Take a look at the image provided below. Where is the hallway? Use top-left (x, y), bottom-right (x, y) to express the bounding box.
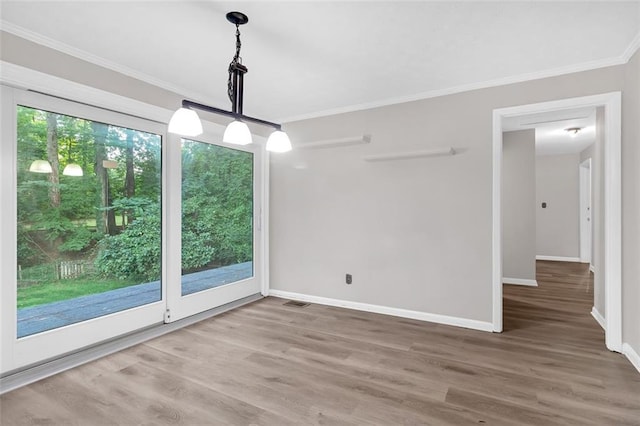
top-left (504, 260), bottom-right (598, 337)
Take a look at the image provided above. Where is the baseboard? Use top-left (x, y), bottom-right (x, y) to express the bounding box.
top-left (502, 277), bottom-right (538, 286)
top-left (589, 264), bottom-right (595, 273)
top-left (268, 290), bottom-right (494, 332)
top-left (591, 306), bottom-right (605, 330)
top-left (622, 343), bottom-right (640, 374)
top-left (536, 255), bottom-right (581, 262)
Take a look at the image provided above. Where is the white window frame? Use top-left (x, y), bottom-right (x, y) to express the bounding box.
top-left (165, 132), bottom-right (263, 322)
top-left (0, 62), bottom-right (270, 374)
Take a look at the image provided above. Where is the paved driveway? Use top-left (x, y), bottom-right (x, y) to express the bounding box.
top-left (17, 262), bottom-right (253, 338)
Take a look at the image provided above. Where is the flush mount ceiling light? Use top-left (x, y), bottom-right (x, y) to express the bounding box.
top-left (168, 11), bottom-right (292, 153)
top-left (565, 127), bottom-right (582, 137)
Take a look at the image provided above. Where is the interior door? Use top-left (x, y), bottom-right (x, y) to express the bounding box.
top-left (579, 158), bottom-right (592, 264)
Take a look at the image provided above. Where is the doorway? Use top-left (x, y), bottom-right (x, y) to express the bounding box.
top-left (492, 92), bottom-right (622, 352)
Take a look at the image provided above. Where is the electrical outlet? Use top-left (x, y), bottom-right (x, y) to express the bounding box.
top-left (346, 274), bottom-right (352, 284)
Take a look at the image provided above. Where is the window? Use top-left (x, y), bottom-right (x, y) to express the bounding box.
top-left (16, 106), bottom-right (162, 337)
top-left (181, 139), bottom-right (254, 295)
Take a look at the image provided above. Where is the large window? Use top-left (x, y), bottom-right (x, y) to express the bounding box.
top-left (181, 139), bottom-right (254, 296)
top-left (2, 85), bottom-right (263, 374)
top-left (16, 106), bottom-right (162, 337)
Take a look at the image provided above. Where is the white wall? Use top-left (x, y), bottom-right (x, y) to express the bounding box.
top-left (535, 153), bottom-right (580, 259)
top-left (592, 108), bottom-right (606, 317)
top-left (622, 49), bottom-right (640, 358)
top-left (502, 130), bottom-right (536, 282)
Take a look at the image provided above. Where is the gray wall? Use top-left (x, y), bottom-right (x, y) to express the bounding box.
top-left (272, 63), bottom-right (627, 324)
top-left (2, 33), bottom-right (639, 353)
top-left (502, 130), bottom-right (536, 282)
top-left (535, 154), bottom-right (580, 259)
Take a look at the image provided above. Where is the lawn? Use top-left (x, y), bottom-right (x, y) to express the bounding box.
top-left (17, 277), bottom-right (139, 309)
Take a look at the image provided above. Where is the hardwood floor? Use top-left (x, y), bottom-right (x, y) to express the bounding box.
top-left (2, 261), bottom-right (639, 425)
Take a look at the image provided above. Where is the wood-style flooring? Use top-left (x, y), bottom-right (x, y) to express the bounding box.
top-left (1, 261), bottom-right (639, 425)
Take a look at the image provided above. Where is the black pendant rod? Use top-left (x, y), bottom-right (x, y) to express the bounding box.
top-left (181, 99), bottom-right (282, 131)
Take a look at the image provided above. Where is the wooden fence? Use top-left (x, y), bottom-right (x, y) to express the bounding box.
top-left (18, 261), bottom-right (92, 282)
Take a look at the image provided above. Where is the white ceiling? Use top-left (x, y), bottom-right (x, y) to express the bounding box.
top-left (503, 107), bottom-right (596, 156)
top-left (1, 1), bottom-right (639, 123)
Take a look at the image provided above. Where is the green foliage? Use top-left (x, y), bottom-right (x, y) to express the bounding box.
top-left (15, 105), bottom-right (254, 296)
top-left (181, 228), bottom-right (217, 271)
top-left (59, 226), bottom-right (95, 252)
top-left (181, 140), bottom-right (253, 270)
top-left (94, 201), bottom-right (161, 281)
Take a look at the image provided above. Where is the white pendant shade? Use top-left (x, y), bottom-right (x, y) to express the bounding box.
top-left (223, 120), bottom-right (252, 145)
top-left (29, 159), bottom-right (53, 173)
top-left (266, 130), bottom-right (292, 153)
top-left (168, 108), bottom-right (203, 137)
top-left (62, 163), bottom-right (83, 176)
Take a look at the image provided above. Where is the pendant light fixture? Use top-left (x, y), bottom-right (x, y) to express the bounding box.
top-left (61, 139), bottom-right (84, 176)
top-left (62, 163), bottom-right (83, 176)
top-left (29, 159), bottom-right (53, 173)
top-left (168, 11), bottom-right (292, 153)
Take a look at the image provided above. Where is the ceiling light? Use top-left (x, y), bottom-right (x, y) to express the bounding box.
top-left (168, 108), bottom-right (203, 137)
top-left (29, 159), bottom-right (53, 173)
top-left (266, 130), bottom-right (292, 153)
top-left (223, 120), bottom-right (252, 145)
top-left (168, 11), bottom-right (291, 152)
top-left (62, 163), bottom-right (83, 176)
top-left (565, 127), bottom-right (582, 137)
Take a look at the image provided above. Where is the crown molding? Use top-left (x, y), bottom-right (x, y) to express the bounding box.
top-left (2, 20), bottom-right (638, 126)
top-left (279, 55), bottom-right (627, 123)
top-left (280, 30), bottom-right (640, 124)
top-left (621, 30), bottom-right (640, 63)
top-left (0, 20), bottom-right (206, 104)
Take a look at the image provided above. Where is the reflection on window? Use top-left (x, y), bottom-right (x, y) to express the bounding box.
top-left (16, 106), bottom-right (162, 337)
top-left (181, 139), bottom-right (253, 296)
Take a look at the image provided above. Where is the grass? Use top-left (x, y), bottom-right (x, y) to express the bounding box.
top-left (17, 277), bottom-right (139, 309)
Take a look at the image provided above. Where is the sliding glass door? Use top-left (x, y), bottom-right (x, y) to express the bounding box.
top-left (1, 88), bottom-right (167, 372)
top-left (1, 87), bottom-right (264, 374)
top-left (164, 134), bottom-right (262, 322)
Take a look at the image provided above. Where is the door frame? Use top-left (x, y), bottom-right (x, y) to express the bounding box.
top-left (492, 92), bottom-right (622, 352)
top-left (0, 86), bottom-right (169, 372)
top-left (579, 158), bottom-right (593, 264)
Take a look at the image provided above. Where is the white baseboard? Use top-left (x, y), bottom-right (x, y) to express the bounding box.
top-left (502, 277), bottom-right (538, 286)
top-left (622, 343), bottom-right (640, 374)
top-left (589, 264), bottom-right (595, 273)
top-left (268, 290), bottom-right (494, 332)
top-left (536, 255), bottom-right (581, 262)
top-left (591, 306), bottom-right (605, 330)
